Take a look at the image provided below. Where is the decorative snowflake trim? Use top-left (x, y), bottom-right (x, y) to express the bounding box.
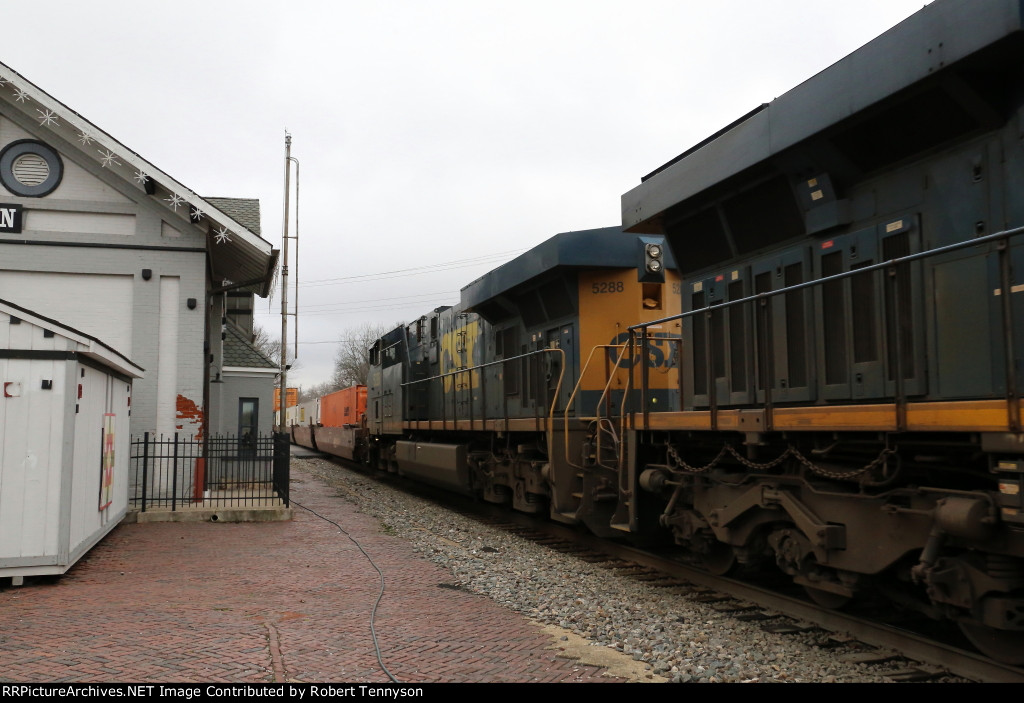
top-left (213, 227), bottom-right (232, 244)
top-left (77, 132), bottom-right (94, 146)
top-left (98, 149), bottom-right (121, 168)
top-left (36, 109), bottom-right (58, 128)
top-left (190, 206), bottom-right (205, 221)
top-left (164, 193), bottom-right (185, 210)
top-left (13, 88), bottom-right (29, 103)
top-left (133, 170), bottom-right (149, 185)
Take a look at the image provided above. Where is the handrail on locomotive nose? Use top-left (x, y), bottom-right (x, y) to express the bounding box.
top-left (561, 344), bottom-right (630, 470)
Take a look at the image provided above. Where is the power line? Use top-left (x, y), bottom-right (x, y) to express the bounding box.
top-left (298, 249), bottom-right (525, 288)
top-left (293, 338), bottom-right (374, 345)
top-left (255, 297), bottom-right (453, 318)
top-left (275, 291), bottom-right (455, 312)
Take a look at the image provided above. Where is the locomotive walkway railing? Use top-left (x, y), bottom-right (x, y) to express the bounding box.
top-left (130, 432), bottom-right (291, 512)
top-left (400, 347), bottom-right (566, 436)
top-left (624, 223), bottom-right (1024, 439)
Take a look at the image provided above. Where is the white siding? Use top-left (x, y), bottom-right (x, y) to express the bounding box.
top-left (161, 221), bottom-right (182, 239)
top-left (0, 308), bottom-right (137, 575)
top-left (69, 365), bottom-right (128, 551)
top-left (0, 316), bottom-right (68, 561)
top-left (0, 270), bottom-right (134, 357)
top-left (25, 211), bottom-right (136, 236)
top-left (156, 276), bottom-right (179, 437)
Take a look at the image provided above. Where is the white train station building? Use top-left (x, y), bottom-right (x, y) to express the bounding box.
top-left (0, 59), bottom-right (282, 579)
top-left (0, 62), bottom-right (279, 442)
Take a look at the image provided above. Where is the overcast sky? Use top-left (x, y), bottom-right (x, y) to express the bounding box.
top-left (3, 0), bottom-right (931, 389)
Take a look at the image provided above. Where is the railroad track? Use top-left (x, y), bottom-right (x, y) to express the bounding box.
top-left (311, 451), bottom-right (1024, 683)
top-left (476, 509), bottom-right (1024, 683)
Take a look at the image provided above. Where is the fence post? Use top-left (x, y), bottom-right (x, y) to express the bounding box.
top-left (273, 432), bottom-right (291, 507)
top-left (141, 432), bottom-right (149, 513)
top-left (171, 432), bottom-right (179, 511)
top-left (194, 438), bottom-right (206, 504)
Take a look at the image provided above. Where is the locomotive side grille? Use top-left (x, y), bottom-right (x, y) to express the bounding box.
top-left (711, 305), bottom-right (726, 380)
top-left (754, 272), bottom-right (771, 392)
top-left (851, 262), bottom-right (878, 363)
top-left (822, 252), bottom-right (847, 384)
top-left (784, 263), bottom-right (807, 389)
top-left (728, 280), bottom-right (747, 392)
top-left (882, 232), bottom-right (915, 380)
top-left (501, 327), bottom-right (519, 396)
top-left (691, 290), bottom-right (708, 396)
top-left (523, 343), bottom-right (534, 404)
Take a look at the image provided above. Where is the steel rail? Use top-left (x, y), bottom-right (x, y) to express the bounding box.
top-left (498, 511), bottom-right (1024, 683)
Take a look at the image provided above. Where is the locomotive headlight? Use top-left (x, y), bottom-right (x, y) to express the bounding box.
top-left (638, 237), bottom-right (667, 282)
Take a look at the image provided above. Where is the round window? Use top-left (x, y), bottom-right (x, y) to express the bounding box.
top-left (0, 140), bottom-right (63, 196)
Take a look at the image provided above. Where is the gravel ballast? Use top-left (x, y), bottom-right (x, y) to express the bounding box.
top-left (296, 456), bottom-right (966, 683)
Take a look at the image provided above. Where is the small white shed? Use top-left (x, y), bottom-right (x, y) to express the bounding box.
top-left (0, 298), bottom-right (143, 583)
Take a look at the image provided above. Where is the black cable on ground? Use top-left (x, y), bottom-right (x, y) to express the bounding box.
top-left (287, 495), bottom-right (400, 684)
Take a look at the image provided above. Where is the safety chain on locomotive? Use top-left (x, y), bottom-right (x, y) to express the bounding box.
top-left (665, 441), bottom-right (897, 480)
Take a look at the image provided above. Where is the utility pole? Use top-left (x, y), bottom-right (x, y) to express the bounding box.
top-left (279, 133), bottom-right (292, 430)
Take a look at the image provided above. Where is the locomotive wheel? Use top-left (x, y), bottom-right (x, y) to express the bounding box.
top-left (959, 621), bottom-right (1024, 665)
top-left (701, 542), bottom-right (737, 576)
top-left (803, 586), bottom-right (850, 609)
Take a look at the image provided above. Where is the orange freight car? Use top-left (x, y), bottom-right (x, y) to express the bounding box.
top-left (312, 385), bottom-right (369, 463)
top-left (320, 385), bottom-right (367, 427)
top-left (274, 387), bottom-right (298, 413)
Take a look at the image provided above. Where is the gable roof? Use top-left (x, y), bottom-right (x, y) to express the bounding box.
top-left (223, 324), bottom-right (278, 370)
top-left (0, 63), bottom-right (278, 296)
top-left (206, 197), bottom-right (261, 236)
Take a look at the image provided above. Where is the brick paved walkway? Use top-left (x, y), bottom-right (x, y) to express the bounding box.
top-left (0, 464), bottom-right (619, 683)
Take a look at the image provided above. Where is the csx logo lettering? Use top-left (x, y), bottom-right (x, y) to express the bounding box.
top-left (440, 320), bottom-right (480, 392)
top-left (608, 332), bottom-right (678, 370)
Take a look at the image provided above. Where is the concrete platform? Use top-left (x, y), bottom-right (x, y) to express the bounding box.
top-left (0, 462), bottom-right (624, 683)
top-left (126, 489), bottom-right (293, 523)
top-left (126, 505), bottom-right (293, 523)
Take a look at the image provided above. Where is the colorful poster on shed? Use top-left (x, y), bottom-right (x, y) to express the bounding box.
top-left (99, 413), bottom-right (115, 511)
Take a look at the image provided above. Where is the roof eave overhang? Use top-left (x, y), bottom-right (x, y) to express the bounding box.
top-left (0, 63), bottom-right (276, 295)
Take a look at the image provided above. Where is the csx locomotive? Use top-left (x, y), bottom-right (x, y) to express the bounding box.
top-left (299, 0), bottom-right (1024, 663)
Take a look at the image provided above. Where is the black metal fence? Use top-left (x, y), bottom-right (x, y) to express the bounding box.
top-left (130, 432), bottom-right (290, 511)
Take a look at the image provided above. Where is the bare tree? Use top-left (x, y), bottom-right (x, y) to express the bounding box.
top-left (298, 380), bottom-right (338, 403)
top-left (251, 324), bottom-right (300, 371)
top-left (332, 322), bottom-right (394, 388)
top-left (267, 322), bottom-right (396, 402)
